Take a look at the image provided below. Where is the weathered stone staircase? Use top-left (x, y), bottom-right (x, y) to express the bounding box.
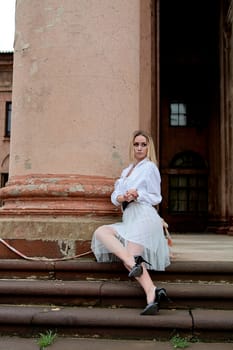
top-left (0, 257), bottom-right (232, 341)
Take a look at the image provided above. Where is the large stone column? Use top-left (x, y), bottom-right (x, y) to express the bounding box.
top-left (0, 0), bottom-right (153, 257)
top-left (225, 0), bottom-right (233, 235)
top-left (214, 0), bottom-right (233, 235)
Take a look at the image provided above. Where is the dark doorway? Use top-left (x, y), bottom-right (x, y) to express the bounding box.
top-left (159, 0), bottom-right (220, 232)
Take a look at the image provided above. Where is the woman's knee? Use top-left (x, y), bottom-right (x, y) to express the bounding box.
top-left (94, 225), bottom-right (115, 240)
top-left (94, 226), bottom-right (104, 239)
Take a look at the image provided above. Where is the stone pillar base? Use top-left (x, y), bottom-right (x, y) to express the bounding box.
top-left (0, 174), bottom-right (120, 259)
top-left (0, 237), bottom-right (93, 260)
top-left (0, 174), bottom-right (119, 216)
top-left (206, 216), bottom-right (229, 233)
top-left (227, 217), bottom-right (233, 236)
top-left (0, 215), bottom-right (118, 260)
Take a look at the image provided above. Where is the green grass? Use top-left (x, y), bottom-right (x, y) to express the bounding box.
top-left (36, 330), bottom-right (57, 349)
top-left (170, 335), bottom-right (190, 349)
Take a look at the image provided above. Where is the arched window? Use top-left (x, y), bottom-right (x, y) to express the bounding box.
top-left (169, 151), bottom-right (208, 214)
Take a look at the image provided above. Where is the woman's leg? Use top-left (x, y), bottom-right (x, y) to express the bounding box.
top-left (94, 226), bottom-right (156, 304)
top-left (94, 225), bottom-right (136, 269)
top-left (127, 241), bottom-right (156, 304)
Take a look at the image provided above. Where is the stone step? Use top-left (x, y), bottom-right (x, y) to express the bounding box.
top-left (0, 304), bottom-right (232, 341)
top-left (0, 257), bottom-right (232, 341)
top-left (0, 279), bottom-right (232, 310)
top-left (0, 259), bottom-right (233, 282)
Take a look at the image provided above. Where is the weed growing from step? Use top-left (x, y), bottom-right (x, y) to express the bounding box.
top-left (170, 335), bottom-right (190, 349)
top-left (36, 330), bottom-right (57, 349)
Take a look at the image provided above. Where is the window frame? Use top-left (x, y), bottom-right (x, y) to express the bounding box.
top-left (168, 151), bottom-right (208, 215)
top-left (169, 173), bottom-right (208, 214)
top-left (1, 173), bottom-right (8, 187)
top-left (169, 102), bottom-right (187, 127)
top-left (5, 101), bottom-right (12, 138)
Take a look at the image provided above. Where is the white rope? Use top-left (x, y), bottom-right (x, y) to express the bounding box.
top-left (0, 238), bottom-right (92, 262)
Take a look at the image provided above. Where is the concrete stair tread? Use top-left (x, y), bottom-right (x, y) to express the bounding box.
top-left (0, 261), bottom-right (231, 340)
top-left (0, 259), bottom-right (233, 283)
top-left (0, 305), bottom-right (191, 327)
top-left (0, 305), bottom-right (233, 334)
top-left (0, 279), bottom-right (232, 298)
top-left (0, 279), bottom-right (232, 312)
top-left (0, 258), bottom-right (233, 271)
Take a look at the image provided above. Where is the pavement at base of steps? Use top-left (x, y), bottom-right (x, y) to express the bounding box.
top-left (0, 337), bottom-right (232, 350)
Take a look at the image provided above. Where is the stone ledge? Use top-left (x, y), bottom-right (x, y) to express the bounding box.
top-left (0, 279), bottom-right (232, 309)
top-left (0, 305), bottom-right (232, 340)
top-left (0, 306), bottom-right (192, 339)
top-left (0, 258), bottom-right (233, 272)
top-left (0, 259), bottom-right (233, 282)
top-left (192, 309), bottom-right (233, 330)
top-left (0, 279), bottom-right (232, 300)
top-left (0, 216), bottom-right (117, 240)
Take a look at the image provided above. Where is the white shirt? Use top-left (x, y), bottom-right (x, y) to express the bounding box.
top-left (111, 158), bottom-right (162, 207)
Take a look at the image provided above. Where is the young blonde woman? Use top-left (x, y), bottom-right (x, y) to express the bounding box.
top-left (91, 130), bottom-right (170, 315)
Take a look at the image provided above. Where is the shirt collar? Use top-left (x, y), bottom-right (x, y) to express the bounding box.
top-left (133, 157), bottom-right (149, 168)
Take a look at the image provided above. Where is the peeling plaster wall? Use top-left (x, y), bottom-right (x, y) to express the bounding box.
top-left (10, 0), bottom-right (141, 178)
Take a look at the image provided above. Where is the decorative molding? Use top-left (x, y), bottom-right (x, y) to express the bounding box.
top-left (0, 174), bottom-right (120, 217)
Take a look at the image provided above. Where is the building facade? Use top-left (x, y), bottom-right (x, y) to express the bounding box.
top-left (0, 0), bottom-right (232, 258)
top-left (0, 53), bottom-right (12, 199)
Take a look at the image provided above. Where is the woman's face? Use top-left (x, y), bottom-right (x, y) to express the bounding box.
top-left (133, 134), bottom-right (148, 163)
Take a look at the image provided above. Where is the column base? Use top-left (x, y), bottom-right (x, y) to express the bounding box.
top-left (0, 215), bottom-right (118, 260)
top-left (0, 174), bottom-right (121, 258)
top-left (206, 216), bottom-right (229, 233)
top-left (227, 216), bottom-right (233, 236)
top-left (0, 174), bottom-right (119, 216)
top-left (0, 237), bottom-right (93, 260)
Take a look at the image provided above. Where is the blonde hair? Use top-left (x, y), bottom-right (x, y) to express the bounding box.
top-left (129, 130), bottom-right (158, 165)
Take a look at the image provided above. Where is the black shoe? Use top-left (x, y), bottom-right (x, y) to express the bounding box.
top-left (140, 301), bottom-right (159, 315)
top-left (140, 287), bottom-right (169, 316)
top-left (140, 288), bottom-right (158, 315)
top-left (155, 287), bottom-right (170, 304)
top-left (128, 255), bottom-right (151, 278)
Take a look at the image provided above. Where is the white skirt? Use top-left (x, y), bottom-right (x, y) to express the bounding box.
top-left (91, 202), bottom-right (170, 271)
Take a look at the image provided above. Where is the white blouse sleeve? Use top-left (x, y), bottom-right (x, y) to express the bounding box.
top-left (111, 178), bottom-right (122, 206)
top-left (137, 163), bottom-right (162, 206)
top-left (111, 161), bottom-right (162, 207)
top-left (111, 166), bottom-right (130, 206)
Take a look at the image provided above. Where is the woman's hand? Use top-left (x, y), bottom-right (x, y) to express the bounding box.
top-left (125, 189), bottom-right (138, 202)
top-left (116, 194), bottom-right (126, 204)
top-left (117, 189), bottom-right (138, 204)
